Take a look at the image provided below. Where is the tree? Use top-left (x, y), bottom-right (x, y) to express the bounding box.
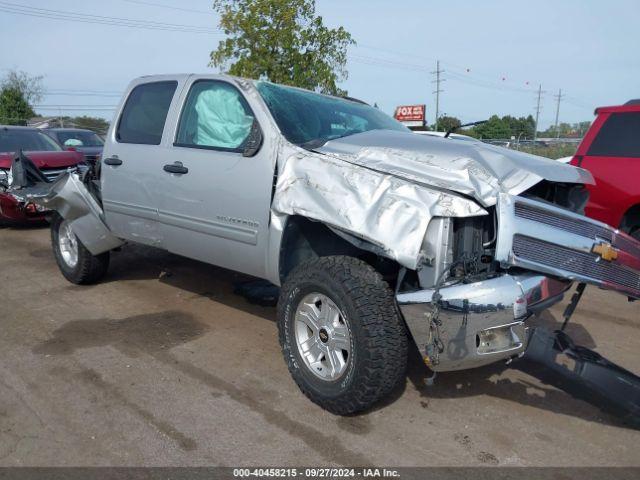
top-left (209, 0), bottom-right (355, 95)
top-left (1, 70), bottom-right (44, 105)
top-left (0, 87), bottom-right (35, 125)
top-left (502, 114), bottom-right (535, 139)
top-left (434, 115), bottom-right (461, 132)
top-left (538, 120), bottom-right (592, 138)
top-left (473, 115), bottom-right (511, 139)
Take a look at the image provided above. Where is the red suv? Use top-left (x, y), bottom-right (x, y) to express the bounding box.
top-left (571, 100), bottom-right (640, 239)
top-left (0, 126), bottom-right (84, 224)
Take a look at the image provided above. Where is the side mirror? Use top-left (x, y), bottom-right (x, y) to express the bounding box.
top-left (243, 119), bottom-right (263, 157)
top-left (66, 146), bottom-right (77, 152)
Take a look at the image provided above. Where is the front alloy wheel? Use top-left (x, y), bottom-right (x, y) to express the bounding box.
top-left (294, 293), bottom-right (352, 381)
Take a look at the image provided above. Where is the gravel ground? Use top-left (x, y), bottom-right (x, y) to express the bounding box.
top-left (1, 224), bottom-right (638, 467)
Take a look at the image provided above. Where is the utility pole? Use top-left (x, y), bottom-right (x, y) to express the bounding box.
top-left (533, 84), bottom-right (544, 141)
top-left (553, 88), bottom-right (564, 139)
top-left (431, 60), bottom-right (444, 131)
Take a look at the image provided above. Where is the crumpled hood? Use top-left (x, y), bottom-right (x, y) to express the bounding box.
top-left (316, 130), bottom-right (594, 207)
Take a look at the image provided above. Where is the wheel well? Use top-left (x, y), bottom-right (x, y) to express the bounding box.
top-left (620, 204), bottom-right (640, 233)
top-left (278, 216), bottom-right (401, 285)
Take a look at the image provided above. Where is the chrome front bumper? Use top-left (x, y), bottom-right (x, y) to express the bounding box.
top-left (397, 273), bottom-right (571, 372)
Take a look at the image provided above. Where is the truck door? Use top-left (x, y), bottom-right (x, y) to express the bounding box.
top-left (156, 78), bottom-right (275, 278)
top-left (101, 80), bottom-right (180, 246)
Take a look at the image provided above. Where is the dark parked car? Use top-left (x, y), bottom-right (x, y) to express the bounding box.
top-left (44, 128), bottom-right (104, 164)
top-left (0, 126), bottom-right (84, 224)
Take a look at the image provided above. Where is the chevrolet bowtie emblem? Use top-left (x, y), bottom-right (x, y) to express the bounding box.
top-left (592, 242), bottom-right (618, 261)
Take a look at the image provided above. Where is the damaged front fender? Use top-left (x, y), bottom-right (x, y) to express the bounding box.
top-left (271, 145), bottom-right (487, 270)
top-left (27, 173), bottom-right (123, 255)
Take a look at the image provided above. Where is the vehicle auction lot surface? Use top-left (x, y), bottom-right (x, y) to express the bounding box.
top-left (1, 225), bottom-right (638, 467)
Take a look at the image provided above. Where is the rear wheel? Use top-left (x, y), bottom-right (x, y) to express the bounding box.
top-left (277, 256), bottom-right (408, 415)
top-left (51, 213), bottom-right (110, 284)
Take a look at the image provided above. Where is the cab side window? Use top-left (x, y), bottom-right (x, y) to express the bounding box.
top-left (175, 81), bottom-right (255, 151)
top-left (117, 81), bottom-right (177, 145)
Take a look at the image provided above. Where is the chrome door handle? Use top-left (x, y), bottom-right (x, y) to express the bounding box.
top-left (103, 157), bottom-right (123, 166)
top-left (163, 162), bottom-right (188, 174)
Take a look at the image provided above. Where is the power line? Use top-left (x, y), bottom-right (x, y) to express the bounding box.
top-left (0, 1), bottom-right (215, 29)
top-left (446, 70), bottom-right (534, 94)
top-left (0, 1), bottom-right (596, 114)
top-left (1, 2), bottom-right (596, 118)
top-left (46, 89), bottom-right (123, 94)
top-left (121, 0), bottom-right (212, 15)
top-left (45, 91), bottom-right (123, 98)
top-left (35, 106), bottom-right (117, 111)
top-left (350, 54), bottom-right (430, 73)
top-left (35, 104), bottom-right (118, 107)
top-left (0, 1), bottom-right (222, 34)
top-left (350, 45), bottom-right (596, 113)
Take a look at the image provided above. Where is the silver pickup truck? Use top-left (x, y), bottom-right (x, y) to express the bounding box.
top-left (24, 74), bottom-right (640, 415)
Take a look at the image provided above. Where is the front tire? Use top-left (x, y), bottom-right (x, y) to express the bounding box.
top-left (51, 213), bottom-right (110, 284)
top-left (278, 256), bottom-right (408, 415)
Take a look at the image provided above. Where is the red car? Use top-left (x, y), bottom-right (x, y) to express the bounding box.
top-left (570, 99), bottom-right (640, 240)
top-left (0, 126), bottom-right (85, 224)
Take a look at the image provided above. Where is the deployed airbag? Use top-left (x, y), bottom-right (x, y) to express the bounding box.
top-left (179, 84), bottom-right (254, 148)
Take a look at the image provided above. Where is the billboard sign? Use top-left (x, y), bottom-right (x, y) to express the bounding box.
top-left (394, 104), bottom-right (426, 127)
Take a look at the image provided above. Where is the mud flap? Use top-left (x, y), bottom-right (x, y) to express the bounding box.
top-left (29, 172), bottom-right (123, 255)
top-left (521, 327), bottom-right (640, 427)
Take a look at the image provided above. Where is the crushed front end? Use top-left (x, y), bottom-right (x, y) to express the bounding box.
top-left (397, 190), bottom-right (640, 372)
top-left (0, 153), bottom-right (86, 223)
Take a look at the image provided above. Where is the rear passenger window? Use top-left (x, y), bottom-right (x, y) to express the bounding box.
top-left (175, 80), bottom-right (255, 151)
top-left (587, 112), bottom-right (640, 158)
top-left (117, 81), bottom-right (177, 145)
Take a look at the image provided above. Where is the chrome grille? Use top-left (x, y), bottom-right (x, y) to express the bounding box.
top-left (514, 200), bottom-right (640, 260)
top-left (617, 234), bottom-right (640, 259)
top-left (515, 202), bottom-right (613, 241)
top-left (512, 235), bottom-right (640, 297)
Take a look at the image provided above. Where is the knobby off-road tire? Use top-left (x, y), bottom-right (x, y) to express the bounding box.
top-left (51, 213), bottom-right (110, 285)
top-left (278, 256), bottom-right (408, 415)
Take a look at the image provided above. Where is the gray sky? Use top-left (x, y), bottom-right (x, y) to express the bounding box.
top-left (1, 0), bottom-right (638, 129)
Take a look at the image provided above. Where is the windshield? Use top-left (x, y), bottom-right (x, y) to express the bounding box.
top-left (256, 82), bottom-right (408, 147)
top-left (0, 129), bottom-right (63, 153)
top-left (55, 131), bottom-right (104, 147)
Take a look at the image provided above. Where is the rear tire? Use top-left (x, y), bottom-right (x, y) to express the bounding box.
top-left (277, 256), bottom-right (408, 415)
top-left (51, 213), bottom-right (110, 284)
